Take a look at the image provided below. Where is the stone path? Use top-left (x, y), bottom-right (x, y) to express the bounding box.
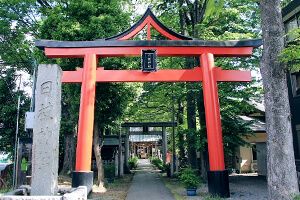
top-left (125, 159), bottom-right (175, 200)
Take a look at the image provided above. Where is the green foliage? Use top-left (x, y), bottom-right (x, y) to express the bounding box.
top-left (0, 0), bottom-right (38, 73)
top-left (294, 194), bottom-right (300, 200)
top-left (150, 157), bottom-right (165, 170)
top-left (128, 156), bottom-right (138, 169)
top-left (0, 69), bottom-right (29, 154)
top-left (179, 167), bottom-right (201, 189)
top-left (205, 0), bottom-right (224, 20)
top-left (281, 0), bottom-right (293, 7)
top-left (280, 28), bottom-right (300, 72)
top-left (104, 164), bottom-right (115, 179)
top-left (0, 0), bottom-right (33, 155)
top-left (203, 195), bottom-right (222, 200)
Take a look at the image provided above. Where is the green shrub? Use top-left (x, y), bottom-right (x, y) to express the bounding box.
top-left (179, 167), bottom-right (201, 189)
top-left (294, 194), bottom-right (300, 200)
top-left (173, 171), bottom-right (180, 178)
top-left (128, 156), bottom-right (138, 169)
top-left (151, 157), bottom-right (164, 170)
top-left (104, 164), bottom-right (115, 178)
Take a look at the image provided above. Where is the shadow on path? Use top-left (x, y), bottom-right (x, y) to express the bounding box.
top-left (125, 159), bottom-right (175, 200)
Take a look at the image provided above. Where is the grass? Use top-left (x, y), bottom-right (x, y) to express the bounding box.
top-left (202, 196), bottom-right (223, 200)
top-left (58, 173), bottom-right (133, 200)
top-left (162, 176), bottom-right (185, 200)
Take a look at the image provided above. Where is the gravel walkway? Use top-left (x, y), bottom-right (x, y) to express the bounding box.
top-left (228, 173), bottom-right (267, 200)
top-left (163, 172), bottom-right (267, 200)
top-left (183, 173), bottom-right (268, 199)
top-left (125, 159), bottom-right (175, 200)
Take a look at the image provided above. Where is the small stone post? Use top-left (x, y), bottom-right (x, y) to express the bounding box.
top-left (31, 64), bottom-right (62, 195)
top-left (124, 128), bottom-right (130, 173)
top-left (162, 127), bottom-right (167, 163)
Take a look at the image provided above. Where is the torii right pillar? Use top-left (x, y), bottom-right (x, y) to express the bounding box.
top-left (201, 53), bottom-right (230, 198)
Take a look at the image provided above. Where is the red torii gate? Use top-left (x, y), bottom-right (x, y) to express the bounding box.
top-left (36, 8), bottom-right (261, 197)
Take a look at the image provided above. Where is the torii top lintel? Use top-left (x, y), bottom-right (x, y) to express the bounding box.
top-left (35, 8), bottom-right (262, 58)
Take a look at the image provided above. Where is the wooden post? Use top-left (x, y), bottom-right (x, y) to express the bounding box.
top-left (201, 53), bottom-right (229, 198)
top-left (124, 127), bottom-right (130, 173)
top-left (72, 54), bottom-right (97, 192)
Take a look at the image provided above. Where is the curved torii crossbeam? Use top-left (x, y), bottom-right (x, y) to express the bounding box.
top-left (35, 8), bottom-right (261, 197)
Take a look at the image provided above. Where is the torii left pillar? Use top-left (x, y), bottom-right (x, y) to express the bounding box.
top-left (72, 53), bottom-right (97, 192)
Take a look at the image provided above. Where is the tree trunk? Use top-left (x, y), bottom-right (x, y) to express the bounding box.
top-left (178, 1), bottom-right (206, 170)
top-left (186, 58), bottom-right (198, 168)
top-left (60, 127), bottom-right (76, 175)
top-left (260, 1), bottom-right (299, 199)
top-left (177, 98), bottom-right (187, 166)
top-left (197, 91), bottom-right (209, 180)
top-left (93, 121), bottom-right (105, 190)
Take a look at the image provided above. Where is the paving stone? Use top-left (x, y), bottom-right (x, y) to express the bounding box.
top-left (126, 159), bottom-right (175, 200)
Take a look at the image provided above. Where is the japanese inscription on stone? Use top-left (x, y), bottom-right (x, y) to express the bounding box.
top-left (31, 64), bottom-right (62, 196)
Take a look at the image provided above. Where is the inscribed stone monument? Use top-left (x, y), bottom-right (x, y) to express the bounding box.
top-left (31, 64), bottom-right (62, 195)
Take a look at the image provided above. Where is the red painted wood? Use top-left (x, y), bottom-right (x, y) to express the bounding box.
top-left (45, 46), bottom-right (253, 58)
top-left (96, 67), bottom-right (202, 82)
top-left (147, 23), bottom-right (151, 40)
top-left (118, 16), bottom-right (149, 40)
top-left (117, 15), bottom-right (182, 40)
top-left (214, 68), bottom-right (251, 82)
top-left (201, 53), bottom-right (225, 171)
top-left (61, 67), bottom-right (251, 83)
top-left (75, 54), bottom-right (97, 172)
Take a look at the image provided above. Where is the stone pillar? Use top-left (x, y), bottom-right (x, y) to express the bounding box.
top-left (118, 134), bottom-right (124, 177)
top-left (120, 151), bottom-right (124, 176)
top-left (162, 127), bottom-right (167, 164)
top-left (124, 128), bottom-right (130, 173)
top-left (155, 142), bottom-right (157, 157)
top-left (170, 155), bottom-right (174, 176)
top-left (31, 64), bottom-right (62, 195)
top-left (115, 152), bottom-right (118, 177)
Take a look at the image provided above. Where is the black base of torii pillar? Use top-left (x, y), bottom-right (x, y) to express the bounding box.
top-left (72, 172), bottom-right (93, 193)
top-left (207, 170), bottom-right (230, 198)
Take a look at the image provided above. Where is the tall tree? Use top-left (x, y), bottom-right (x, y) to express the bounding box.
top-left (0, 69), bottom-right (28, 154)
top-left (260, 1), bottom-right (299, 199)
